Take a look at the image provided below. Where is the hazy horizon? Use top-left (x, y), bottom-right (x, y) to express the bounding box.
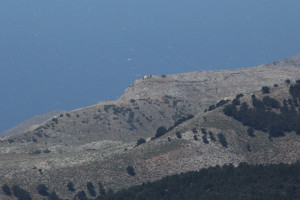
top-left (1, 0), bottom-right (300, 132)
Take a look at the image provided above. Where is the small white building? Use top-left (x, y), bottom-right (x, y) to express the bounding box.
top-left (143, 74), bottom-right (152, 79)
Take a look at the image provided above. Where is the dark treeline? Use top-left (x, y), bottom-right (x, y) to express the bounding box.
top-left (3, 162), bottom-right (300, 200)
top-left (97, 162), bottom-right (300, 200)
top-left (223, 82), bottom-right (300, 137)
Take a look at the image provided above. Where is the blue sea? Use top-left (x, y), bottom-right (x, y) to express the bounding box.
top-left (1, 0), bottom-right (300, 132)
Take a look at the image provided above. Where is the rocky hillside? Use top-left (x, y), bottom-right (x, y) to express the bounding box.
top-left (1, 54), bottom-right (300, 155)
top-left (0, 54), bottom-right (300, 199)
top-left (1, 79), bottom-right (300, 200)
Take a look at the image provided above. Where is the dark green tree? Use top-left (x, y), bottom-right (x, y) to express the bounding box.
top-left (74, 190), bottom-right (88, 200)
top-left (48, 191), bottom-right (62, 200)
top-left (67, 181), bottom-right (75, 192)
top-left (87, 182), bottom-right (96, 197)
top-left (98, 181), bottom-right (106, 196)
top-left (126, 166), bottom-right (136, 176)
top-left (155, 126), bottom-right (167, 138)
top-left (218, 133), bottom-right (228, 148)
top-left (176, 131), bottom-right (182, 139)
top-left (136, 138), bottom-right (146, 146)
top-left (208, 131), bottom-right (216, 141)
top-left (202, 135), bottom-right (209, 144)
top-left (247, 127), bottom-right (255, 137)
top-left (262, 86), bottom-right (270, 94)
top-left (37, 184), bottom-right (49, 196)
top-left (12, 185), bottom-right (32, 200)
top-left (2, 184), bottom-right (12, 196)
top-left (193, 135), bottom-right (198, 140)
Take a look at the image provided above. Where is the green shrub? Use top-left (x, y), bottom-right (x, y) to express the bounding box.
top-left (137, 138), bottom-right (146, 146)
top-left (262, 86), bottom-right (270, 94)
top-left (208, 105), bottom-right (216, 111)
top-left (193, 135), bottom-right (198, 140)
top-left (176, 131), bottom-right (182, 139)
top-left (87, 182), bottom-right (96, 197)
top-left (2, 184), bottom-right (11, 196)
top-left (202, 135), bottom-right (209, 144)
top-left (209, 131), bottom-right (216, 141)
top-left (12, 185), bottom-right (32, 200)
top-left (126, 166), bottom-right (136, 176)
top-left (48, 191), bottom-right (62, 200)
top-left (155, 126), bottom-right (168, 138)
top-left (43, 149), bottom-right (51, 153)
top-left (218, 133), bottom-right (228, 148)
top-left (67, 182), bottom-right (75, 192)
top-left (98, 181), bottom-right (106, 196)
top-left (201, 128), bottom-right (207, 135)
top-left (74, 190), bottom-right (88, 200)
top-left (37, 184), bottom-right (49, 196)
top-left (247, 127), bottom-right (255, 137)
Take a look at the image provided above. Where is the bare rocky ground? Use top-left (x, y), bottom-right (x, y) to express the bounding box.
top-left (0, 54), bottom-right (300, 199)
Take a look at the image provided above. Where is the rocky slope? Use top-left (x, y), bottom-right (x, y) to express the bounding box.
top-left (0, 54), bottom-right (300, 199)
top-left (1, 80), bottom-right (300, 200)
top-left (2, 54), bottom-right (300, 155)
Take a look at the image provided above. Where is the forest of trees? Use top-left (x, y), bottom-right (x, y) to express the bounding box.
top-left (223, 83), bottom-right (300, 137)
top-left (96, 162), bottom-right (300, 200)
top-left (4, 162), bottom-right (299, 200)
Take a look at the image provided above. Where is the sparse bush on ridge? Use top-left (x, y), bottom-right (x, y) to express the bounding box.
top-left (136, 138), bottom-right (146, 146)
top-left (155, 126), bottom-right (168, 138)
